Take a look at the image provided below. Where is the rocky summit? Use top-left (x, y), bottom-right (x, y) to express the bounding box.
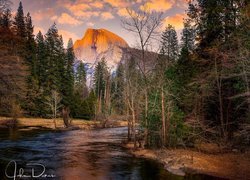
top-left (74, 28), bottom-right (129, 68)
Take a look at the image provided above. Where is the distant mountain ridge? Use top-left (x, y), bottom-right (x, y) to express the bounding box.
top-left (74, 28), bottom-right (129, 68)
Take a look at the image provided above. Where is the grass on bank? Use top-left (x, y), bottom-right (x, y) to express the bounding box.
top-left (0, 117), bottom-right (127, 130)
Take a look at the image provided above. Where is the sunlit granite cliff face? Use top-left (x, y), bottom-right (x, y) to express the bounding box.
top-left (74, 28), bottom-right (129, 68)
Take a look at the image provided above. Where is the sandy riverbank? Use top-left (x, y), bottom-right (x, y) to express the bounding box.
top-left (125, 142), bottom-right (250, 179)
top-left (0, 117), bottom-right (127, 130)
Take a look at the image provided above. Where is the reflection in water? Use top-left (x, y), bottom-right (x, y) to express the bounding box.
top-left (0, 127), bottom-right (221, 180)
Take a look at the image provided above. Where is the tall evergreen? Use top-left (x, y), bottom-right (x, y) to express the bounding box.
top-left (160, 24), bottom-right (179, 61)
top-left (25, 12), bottom-right (36, 77)
top-left (62, 38), bottom-right (75, 107)
top-left (36, 31), bottom-right (47, 87)
top-left (0, 8), bottom-right (11, 28)
top-left (44, 23), bottom-right (63, 91)
top-left (14, 2), bottom-right (26, 57)
top-left (112, 63), bottom-right (125, 115)
top-left (94, 59), bottom-right (108, 100)
top-left (180, 19), bottom-right (195, 55)
top-left (75, 62), bottom-right (87, 98)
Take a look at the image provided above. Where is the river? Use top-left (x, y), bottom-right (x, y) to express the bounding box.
top-left (0, 127), bottom-right (221, 179)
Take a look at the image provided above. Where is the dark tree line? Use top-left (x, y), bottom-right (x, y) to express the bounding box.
top-left (0, 1), bottom-right (95, 120)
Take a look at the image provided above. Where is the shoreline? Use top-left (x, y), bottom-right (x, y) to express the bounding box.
top-left (0, 117), bottom-right (128, 131)
top-left (124, 142), bottom-right (250, 179)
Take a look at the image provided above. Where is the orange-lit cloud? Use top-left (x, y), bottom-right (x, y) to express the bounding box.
top-left (142, 0), bottom-right (173, 12)
top-left (117, 8), bottom-right (129, 18)
top-left (90, 2), bottom-right (104, 9)
top-left (101, 12), bottom-right (114, 20)
top-left (34, 26), bottom-right (45, 35)
top-left (57, 13), bottom-right (82, 26)
top-left (87, 22), bottom-right (94, 27)
top-left (75, 11), bottom-right (100, 19)
top-left (176, 0), bottom-right (190, 9)
top-left (51, 15), bottom-right (58, 21)
top-left (163, 13), bottom-right (187, 30)
top-left (33, 8), bottom-right (55, 21)
top-left (58, 29), bottom-right (78, 44)
top-left (67, 3), bottom-right (91, 13)
top-left (103, 0), bottom-right (128, 8)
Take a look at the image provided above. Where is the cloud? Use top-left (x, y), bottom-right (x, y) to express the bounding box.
top-left (58, 29), bottom-right (78, 45)
top-left (142, 0), bottom-right (173, 12)
top-left (87, 22), bottom-right (94, 27)
top-left (76, 11), bottom-right (100, 18)
top-left (51, 15), bottom-right (58, 21)
top-left (175, 0), bottom-right (189, 9)
top-left (57, 13), bottom-right (82, 26)
top-left (64, 2), bottom-right (96, 18)
top-left (101, 12), bottom-right (114, 20)
top-left (67, 3), bottom-right (91, 13)
top-left (117, 8), bottom-right (129, 18)
top-left (34, 26), bottom-right (45, 35)
top-left (103, 0), bottom-right (128, 8)
top-left (33, 8), bottom-right (55, 21)
top-left (90, 2), bottom-right (103, 9)
top-left (163, 13), bottom-right (187, 30)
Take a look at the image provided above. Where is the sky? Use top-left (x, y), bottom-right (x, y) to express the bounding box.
top-left (11, 0), bottom-right (189, 47)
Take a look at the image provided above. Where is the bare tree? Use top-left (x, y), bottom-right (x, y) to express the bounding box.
top-left (0, 0), bottom-right (12, 12)
top-left (124, 57), bottom-right (141, 147)
top-left (122, 5), bottom-right (163, 145)
top-left (45, 90), bottom-right (62, 128)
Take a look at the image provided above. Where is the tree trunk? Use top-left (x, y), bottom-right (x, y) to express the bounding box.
top-left (132, 107), bottom-right (136, 148)
top-left (144, 89), bottom-right (148, 146)
top-left (62, 106), bottom-right (70, 128)
top-left (130, 95), bottom-right (136, 148)
top-left (53, 118), bottom-right (57, 129)
top-left (161, 87), bottom-right (166, 146)
top-left (215, 59), bottom-right (225, 137)
top-left (127, 107), bottom-right (131, 141)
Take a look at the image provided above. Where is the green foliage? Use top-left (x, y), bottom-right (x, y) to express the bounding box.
top-left (94, 58), bottom-right (108, 99)
top-left (72, 90), bottom-right (96, 119)
top-left (168, 106), bottom-right (188, 147)
top-left (160, 24), bottom-right (179, 61)
top-left (111, 63), bottom-right (125, 115)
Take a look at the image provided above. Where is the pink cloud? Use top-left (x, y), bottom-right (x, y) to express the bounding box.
top-left (163, 13), bottom-right (187, 30)
top-left (103, 0), bottom-right (128, 8)
top-left (101, 12), bottom-right (114, 20)
top-left (34, 26), bottom-right (45, 35)
top-left (57, 13), bottom-right (82, 26)
top-left (87, 22), bottom-right (94, 27)
top-left (142, 0), bottom-right (173, 12)
top-left (33, 8), bottom-right (55, 21)
top-left (90, 2), bottom-right (104, 9)
top-left (58, 29), bottom-right (79, 45)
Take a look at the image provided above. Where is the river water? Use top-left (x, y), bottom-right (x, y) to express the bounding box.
top-left (0, 127), bottom-right (221, 180)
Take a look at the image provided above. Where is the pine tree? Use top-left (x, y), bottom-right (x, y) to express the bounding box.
top-left (23, 12), bottom-right (40, 116)
top-left (160, 24), bottom-right (179, 61)
top-left (180, 19), bottom-right (195, 55)
top-left (62, 38), bottom-right (75, 107)
top-left (75, 62), bottom-right (87, 98)
top-left (25, 12), bottom-right (36, 78)
top-left (94, 58), bottom-right (109, 115)
top-left (94, 59), bottom-right (108, 100)
top-left (112, 63), bottom-right (125, 115)
top-left (13, 1), bottom-right (26, 57)
top-left (44, 23), bottom-right (63, 91)
top-left (0, 8), bottom-right (11, 28)
top-left (0, 8), bottom-right (13, 53)
top-left (36, 31), bottom-right (47, 87)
